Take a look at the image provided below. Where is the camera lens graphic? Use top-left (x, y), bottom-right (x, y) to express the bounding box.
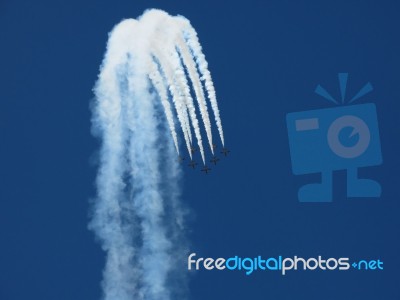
top-left (327, 115), bottom-right (371, 159)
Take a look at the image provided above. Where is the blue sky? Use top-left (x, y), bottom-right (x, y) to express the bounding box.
top-left (1, 0), bottom-right (400, 299)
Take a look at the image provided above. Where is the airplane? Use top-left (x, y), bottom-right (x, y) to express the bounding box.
top-left (177, 155), bottom-right (185, 163)
top-left (201, 165), bottom-right (211, 174)
top-left (188, 160), bottom-right (198, 169)
top-left (210, 156), bottom-right (220, 165)
top-left (220, 148), bottom-right (230, 157)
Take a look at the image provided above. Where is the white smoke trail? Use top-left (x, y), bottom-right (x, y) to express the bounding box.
top-left (152, 19), bottom-right (207, 162)
top-left (151, 49), bottom-right (193, 159)
top-left (125, 52), bottom-right (172, 300)
top-left (90, 19), bottom-right (141, 299)
top-left (90, 9), bottom-right (224, 300)
top-left (179, 18), bottom-right (225, 146)
top-left (175, 35), bottom-right (213, 156)
top-left (148, 60), bottom-right (179, 153)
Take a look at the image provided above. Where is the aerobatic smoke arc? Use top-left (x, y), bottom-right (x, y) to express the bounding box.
top-left (90, 9), bottom-right (225, 300)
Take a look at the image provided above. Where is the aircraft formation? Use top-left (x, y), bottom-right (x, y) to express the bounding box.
top-left (177, 144), bottom-right (230, 175)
